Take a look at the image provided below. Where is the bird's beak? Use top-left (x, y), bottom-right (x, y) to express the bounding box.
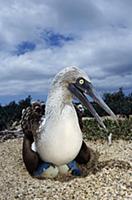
top-left (68, 81), bottom-right (117, 130)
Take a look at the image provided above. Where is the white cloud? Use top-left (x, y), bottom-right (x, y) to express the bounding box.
top-left (0, 0), bottom-right (132, 101)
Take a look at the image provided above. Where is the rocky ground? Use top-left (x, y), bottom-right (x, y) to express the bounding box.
top-left (0, 129), bottom-right (23, 142)
top-left (0, 137), bottom-right (131, 200)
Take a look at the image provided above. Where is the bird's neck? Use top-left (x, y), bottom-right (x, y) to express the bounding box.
top-left (45, 86), bottom-right (73, 122)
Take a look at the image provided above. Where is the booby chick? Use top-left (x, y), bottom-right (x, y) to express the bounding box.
top-left (22, 66), bottom-right (117, 178)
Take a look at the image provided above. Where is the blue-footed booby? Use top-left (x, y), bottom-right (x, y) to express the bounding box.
top-left (21, 66), bottom-right (117, 178)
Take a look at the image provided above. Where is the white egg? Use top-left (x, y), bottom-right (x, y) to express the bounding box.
top-left (58, 165), bottom-right (69, 174)
top-left (41, 165), bottom-right (59, 178)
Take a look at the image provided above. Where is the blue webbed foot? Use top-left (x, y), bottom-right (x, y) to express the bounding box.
top-left (33, 162), bottom-right (50, 176)
top-left (67, 160), bottom-right (81, 176)
top-left (33, 162), bottom-right (59, 178)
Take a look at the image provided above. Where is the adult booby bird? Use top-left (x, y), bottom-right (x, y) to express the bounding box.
top-left (21, 66), bottom-right (117, 178)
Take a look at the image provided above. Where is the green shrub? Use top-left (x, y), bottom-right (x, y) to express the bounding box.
top-left (83, 118), bottom-right (132, 140)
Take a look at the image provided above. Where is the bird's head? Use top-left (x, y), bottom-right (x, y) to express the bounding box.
top-left (53, 66), bottom-right (117, 129)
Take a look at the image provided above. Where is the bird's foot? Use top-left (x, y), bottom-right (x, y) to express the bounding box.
top-left (67, 160), bottom-right (81, 176)
top-left (33, 161), bottom-right (81, 178)
top-left (33, 162), bottom-right (59, 178)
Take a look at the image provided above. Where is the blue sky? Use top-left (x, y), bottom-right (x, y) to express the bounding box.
top-left (0, 0), bottom-right (132, 105)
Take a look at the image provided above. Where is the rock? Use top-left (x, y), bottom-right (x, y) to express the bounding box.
top-left (0, 129), bottom-right (23, 142)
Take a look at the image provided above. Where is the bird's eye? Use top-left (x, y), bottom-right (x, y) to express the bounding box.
top-left (79, 79), bottom-right (84, 85)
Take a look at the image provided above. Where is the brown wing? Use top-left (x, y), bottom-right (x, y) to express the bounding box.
top-left (21, 102), bottom-right (45, 175)
top-left (75, 141), bottom-right (91, 164)
top-left (21, 102), bottom-right (45, 137)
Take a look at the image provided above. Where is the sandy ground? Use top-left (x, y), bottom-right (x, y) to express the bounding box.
top-left (0, 138), bottom-right (132, 200)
